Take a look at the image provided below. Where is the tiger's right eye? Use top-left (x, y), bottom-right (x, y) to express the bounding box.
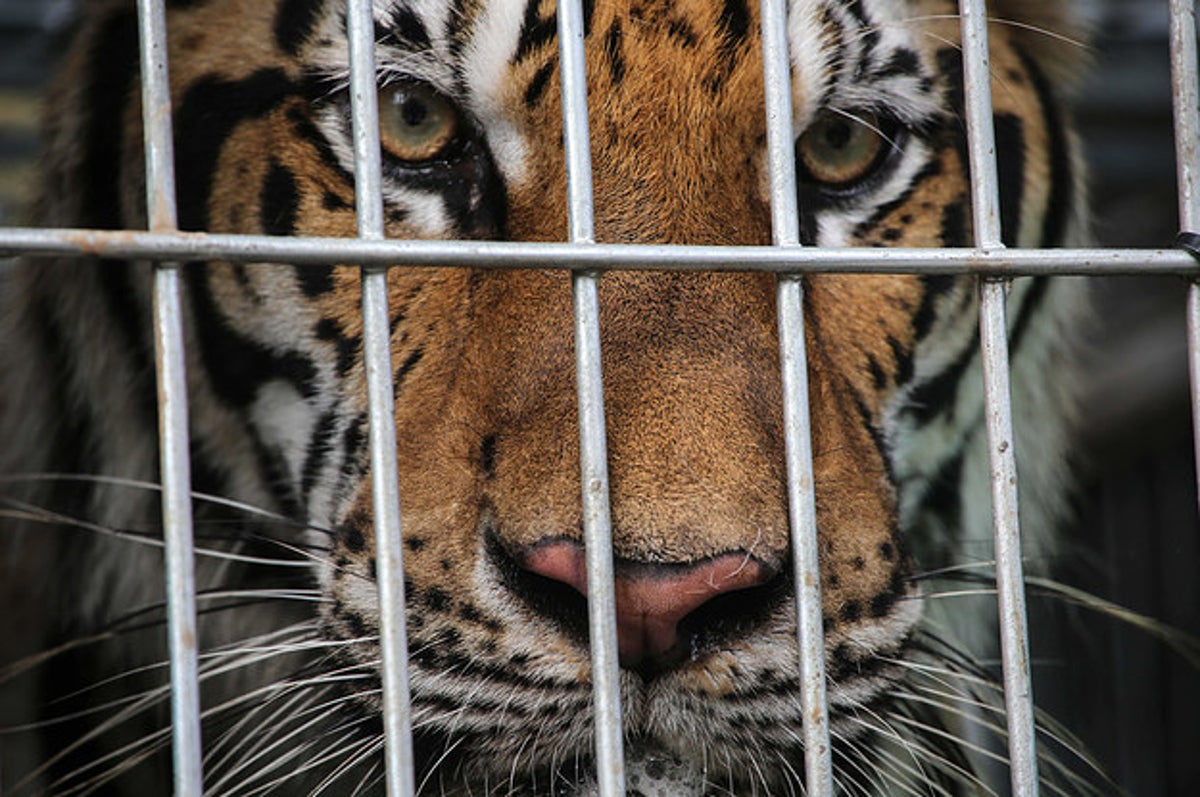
top-left (378, 82), bottom-right (460, 163)
top-left (796, 110), bottom-right (899, 191)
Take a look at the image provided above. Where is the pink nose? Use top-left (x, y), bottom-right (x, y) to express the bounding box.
top-left (522, 541), bottom-right (771, 668)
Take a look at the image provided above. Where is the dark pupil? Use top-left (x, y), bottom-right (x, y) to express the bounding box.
top-left (401, 97), bottom-right (428, 127)
top-left (822, 121), bottom-right (852, 150)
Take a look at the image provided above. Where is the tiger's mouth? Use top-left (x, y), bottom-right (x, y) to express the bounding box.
top-left (549, 741), bottom-right (708, 796)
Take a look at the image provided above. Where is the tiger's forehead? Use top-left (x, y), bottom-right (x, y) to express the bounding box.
top-left (327, 0), bottom-right (949, 185)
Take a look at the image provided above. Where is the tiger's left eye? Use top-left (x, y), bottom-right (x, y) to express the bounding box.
top-left (797, 110), bottom-right (895, 189)
top-left (378, 82), bottom-right (460, 162)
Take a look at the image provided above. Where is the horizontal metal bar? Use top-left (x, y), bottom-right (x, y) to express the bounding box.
top-left (0, 228), bottom-right (1193, 275)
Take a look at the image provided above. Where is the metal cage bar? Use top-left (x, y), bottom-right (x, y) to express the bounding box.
top-left (554, 0), bottom-right (628, 794)
top-left (135, 1), bottom-right (203, 794)
top-left (2, 229), bottom-right (1195, 273)
top-left (1170, 0), bottom-right (1200, 513)
top-left (958, 1), bottom-right (1040, 794)
top-left (759, 0), bottom-right (835, 794)
top-left (346, 0), bottom-right (418, 793)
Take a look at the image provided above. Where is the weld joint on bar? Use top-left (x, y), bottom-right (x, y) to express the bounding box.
top-left (1177, 232), bottom-right (1200, 263)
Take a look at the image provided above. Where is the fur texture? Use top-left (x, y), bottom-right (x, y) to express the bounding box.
top-left (0, 0), bottom-right (1093, 793)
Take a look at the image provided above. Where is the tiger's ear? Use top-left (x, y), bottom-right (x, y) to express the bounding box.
top-left (991, 0), bottom-right (1093, 90)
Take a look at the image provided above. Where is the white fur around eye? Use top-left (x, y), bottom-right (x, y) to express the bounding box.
top-left (460, 0), bottom-right (532, 187)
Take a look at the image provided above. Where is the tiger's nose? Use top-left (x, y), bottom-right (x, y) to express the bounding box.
top-left (521, 541), bottom-right (774, 672)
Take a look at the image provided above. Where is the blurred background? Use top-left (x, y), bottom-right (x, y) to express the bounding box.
top-left (0, 0), bottom-right (1196, 793)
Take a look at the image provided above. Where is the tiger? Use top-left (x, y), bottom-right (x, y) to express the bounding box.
top-left (0, 0), bottom-right (1096, 794)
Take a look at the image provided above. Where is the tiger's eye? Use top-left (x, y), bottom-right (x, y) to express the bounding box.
top-left (797, 111), bottom-right (889, 188)
top-left (378, 82), bottom-right (460, 162)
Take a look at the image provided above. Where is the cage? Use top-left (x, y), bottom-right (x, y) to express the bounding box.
top-left (0, 0), bottom-right (1198, 795)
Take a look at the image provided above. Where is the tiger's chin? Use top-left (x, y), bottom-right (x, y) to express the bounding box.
top-left (395, 635), bottom-right (918, 796)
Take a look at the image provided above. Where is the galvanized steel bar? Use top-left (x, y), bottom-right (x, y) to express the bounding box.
top-left (1, 228), bottom-right (1196, 274)
top-left (346, 0), bottom-right (417, 794)
top-left (959, 0), bottom-right (1003, 250)
top-left (1169, 0), bottom-right (1200, 511)
top-left (1172, 0), bottom-right (1200, 234)
top-left (760, 0), bottom-right (834, 793)
top-left (556, 0), bottom-right (626, 793)
top-left (152, 269), bottom-right (202, 797)
top-left (136, 1), bottom-right (203, 794)
top-left (137, 0), bottom-right (178, 233)
top-left (959, 1), bottom-right (1039, 794)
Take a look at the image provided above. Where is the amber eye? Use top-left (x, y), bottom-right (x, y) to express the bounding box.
top-left (378, 82), bottom-right (460, 162)
top-left (796, 111), bottom-right (892, 189)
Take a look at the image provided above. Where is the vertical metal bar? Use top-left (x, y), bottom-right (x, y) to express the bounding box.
top-left (1169, 0), bottom-right (1200, 511)
top-left (555, 2), bottom-right (626, 794)
top-left (760, 1), bottom-right (834, 794)
top-left (958, 1), bottom-right (1039, 794)
top-left (136, 1), bottom-right (202, 795)
top-left (346, 1), bottom-right (416, 795)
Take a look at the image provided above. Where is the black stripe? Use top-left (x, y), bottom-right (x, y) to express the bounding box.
top-left (275, 0), bottom-right (326, 56)
top-left (707, 0), bottom-right (751, 93)
top-left (186, 265), bottom-right (319, 408)
top-left (339, 413), bottom-right (368, 488)
top-left (81, 9), bottom-right (139, 229)
top-left (852, 393), bottom-right (895, 483)
top-left (716, 0), bottom-right (750, 49)
top-left (446, 0), bottom-right (472, 65)
top-left (315, 317), bottom-right (360, 377)
top-left (911, 275), bottom-right (959, 343)
top-left (1008, 276), bottom-right (1050, 356)
top-left (513, 0), bottom-right (557, 63)
top-left (904, 328), bottom-right (978, 425)
top-left (936, 47), bottom-right (965, 124)
top-left (912, 447), bottom-right (967, 534)
top-left (867, 355), bottom-right (887, 390)
top-left (286, 106), bottom-right (355, 185)
top-left (887, 334), bottom-right (913, 386)
top-left (175, 69), bottom-right (297, 231)
top-left (254, 436), bottom-right (303, 517)
top-left (873, 47), bottom-right (921, 80)
top-left (261, 159), bottom-right (299, 236)
top-left (389, 6), bottom-right (432, 49)
top-left (395, 347), bottom-right (425, 385)
top-left (938, 197), bottom-right (969, 247)
top-left (994, 113), bottom-right (1025, 247)
top-left (844, 0), bottom-right (879, 78)
top-left (1020, 50), bottom-right (1074, 247)
top-left (300, 409), bottom-right (339, 502)
top-left (667, 18), bottom-right (699, 48)
top-left (603, 19), bottom-right (625, 86)
top-left (849, 156), bottom-right (945, 239)
top-left (296, 266), bottom-right (335, 298)
top-left (524, 57), bottom-right (556, 107)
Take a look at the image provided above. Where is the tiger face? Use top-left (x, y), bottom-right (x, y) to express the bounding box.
top-left (1, 0), bottom-right (1090, 793)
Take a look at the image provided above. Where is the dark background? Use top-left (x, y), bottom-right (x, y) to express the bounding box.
top-left (0, 1), bottom-right (1196, 794)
